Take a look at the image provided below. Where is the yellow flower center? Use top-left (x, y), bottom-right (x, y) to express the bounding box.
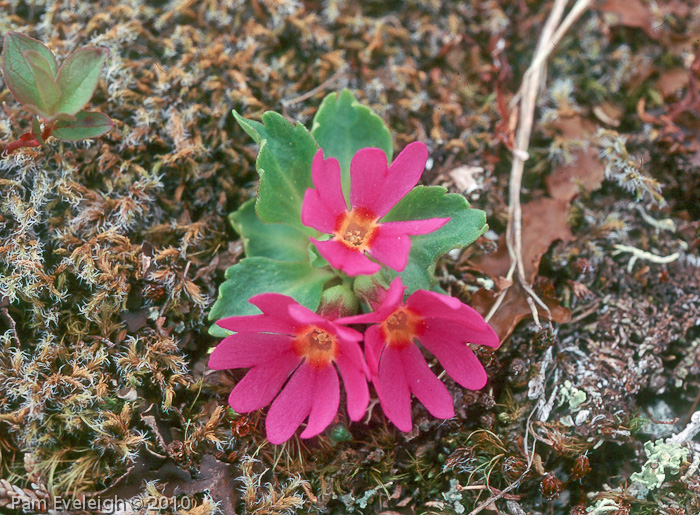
top-left (335, 208), bottom-right (379, 252)
top-left (291, 326), bottom-right (338, 368)
top-left (381, 307), bottom-right (425, 349)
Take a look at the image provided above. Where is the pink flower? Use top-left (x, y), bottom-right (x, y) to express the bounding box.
top-left (209, 294), bottom-right (369, 444)
top-left (301, 142), bottom-right (450, 276)
top-left (337, 278), bottom-right (499, 431)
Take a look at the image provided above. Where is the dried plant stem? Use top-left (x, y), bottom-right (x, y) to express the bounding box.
top-left (486, 0), bottom-right (591, 328)
top-left (612, 244), bottom-right (680, 272)
top-left (281, 65), bottom-right (347, 107)
top-left (669, 411), bottom-right (700, 444)
top-left (0, 306), bottom-right (20, 347)
top-left (469, 403), bottom-right (539, 515)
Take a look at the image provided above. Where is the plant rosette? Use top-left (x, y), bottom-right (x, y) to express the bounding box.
top-left (1, 32), bottom-right (113, 154)
top-left (208, 89), bottom-right (498, 442)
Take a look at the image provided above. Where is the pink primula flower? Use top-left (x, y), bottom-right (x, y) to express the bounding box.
top-left (209, 294), bottom-right (369, 444)
top-left (338, 278), bottom-right (499, 432)
top-left (301, 142), bottom-right (449, 276)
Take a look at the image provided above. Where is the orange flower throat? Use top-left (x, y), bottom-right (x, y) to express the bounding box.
top-left (292, 326), bottom-right (338, 368)
top-left (381, 307), bottom-right (425, 349)
top-left (335, 208), bottom-right (379, 252)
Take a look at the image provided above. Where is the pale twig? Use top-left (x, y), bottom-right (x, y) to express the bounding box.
top-left (476, 6), bottom-right (594, 511)
top-left (281, 65), bottom-right (348, 107)
top-left (669, 411), bottom-right (700, 444)
top-left (612, 244), bottom-right (680, 272)
top-left (510, 0), bottom-right (594, 107)
top-left (490, 0), bottom-right (592, 328)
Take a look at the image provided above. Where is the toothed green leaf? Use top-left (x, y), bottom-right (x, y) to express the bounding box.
top-left (312, 89), bottom-right (393, 197)
top-left (208, 257), bottom-right (333, 337)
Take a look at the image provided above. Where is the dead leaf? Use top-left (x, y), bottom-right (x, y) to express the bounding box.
top-left (473, 198), bottom-right (573, 282)
top-left (170, 454), bottom-right (239, 515)
top-left (120, 309), bottom-right (150, 332)
top-left (470, 197), bottom-right (573, 342)
top-left (101, 453), bottom-right (239, 515)
top-left (593, 103), bottom-right (623, 127)
top-left (656, 68), bottom-right (689, 98)
top-left (598, 0), bottom-right (656, 39)
top-left (472, 284), bottom-right (571, 344)
top-left (546, 115), bottom-right (606, 202)
top-left (448, 165), bottom-right (484, 193)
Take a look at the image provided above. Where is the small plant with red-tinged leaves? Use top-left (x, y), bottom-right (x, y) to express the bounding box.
top-left (208, 90), bottom-right (500, 443)
top-left (1, 32), bottom-right (113, 155)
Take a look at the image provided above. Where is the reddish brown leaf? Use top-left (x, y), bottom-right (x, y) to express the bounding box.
top-left (656, 68), bottom-right (690, 98)
top-left (470, 197), bottom-right (573, 342)
top-left (472, 198), bottom-right (573, 283)
top-left (472, 284), bottom-right (571, 344)
top-left (546, 115), bottom-right (606, 202)
top-left (598, 0), bottom-right (656, 39)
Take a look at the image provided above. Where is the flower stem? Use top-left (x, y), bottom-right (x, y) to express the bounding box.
top-left (1, 124), bottom-right (53, 156)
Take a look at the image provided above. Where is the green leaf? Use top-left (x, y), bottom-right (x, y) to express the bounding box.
top-left (2, 33), bottom-right (60, 117)
top-left (382, 186), bottom-right (488, 293)
top-left (233, 110), bottom-right (318, 233)
top-left (207, 257), bottom-right (334, 337)
top-left (55, 47), bottom-right (108, 115)
top-left (231, 112), bottom-right (264, 144)
top-left (24, 52), bottom-right (61, 114)
top-left (311, 89), bottom-right (393, 197)
top-left (230, 198), bottom-right (310, 262)
top-left (308, 243), bottom-right (330, 269)
top-left (52, 110), bottom-right (113, 141)
top-left (2, 32), bottom-right (58, 75)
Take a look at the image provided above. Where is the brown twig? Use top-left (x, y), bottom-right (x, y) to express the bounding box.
top-left (0, 303), bottom-right (20, 348)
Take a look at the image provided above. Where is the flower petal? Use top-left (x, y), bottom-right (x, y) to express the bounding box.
top-left (371, 141), bottom-right (429, 217)
top-left (265, 362), bottom-right (315, 444)
top-left (376, 346), bottom-right (413, 432)
top-left (335, 311), bottom-right (382, 325)
top-left (379, 217), bottom-right (450, 236)
top-left (208, 333), bottom-right (292, 370)
top-left (301, 188), bottom-right (339, 234)
top-left (216, 314), bottom-right (277, 333)
top-left (228, 351), bottom-right (301, 413)
top-left (336, 277), bottom-right (404, 325)
top-left (249, 293), bottom-right (300, 316)
top-left (312, 238), bottom-right (381, 276)
top-left (311, 150), bottom-right (347, 213)
top-left (288, 304), bottom-right (364, 342)
top-left (300, 365), bottom-right (340, 438)
top-left (367, 230), bottom-right (412, 271)
top-left (424, 318), bottom-right (499, 348)
top-left (401, 344), bottom-right (454, 420)
top-left (335, 340), bottom-right (370, 421)
top-left (287, 303), bottom-right (329, 327)
top-left (217, 293), bottom-right (300, 334)
top-left (349, 147), bottom-right (389, 212)
top-left (379, 276), bottom-right (406, 316)
top-left (362, 324), bottom-right (386, 377)
top-left (418, 326), bottom-right (488, 390)
top-left (407, 290), bottom-right (500, 347)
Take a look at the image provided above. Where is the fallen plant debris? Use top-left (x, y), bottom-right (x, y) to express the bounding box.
top-left (0, 0), bottom-right (699, 514)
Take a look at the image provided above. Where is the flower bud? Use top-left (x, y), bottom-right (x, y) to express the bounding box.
top-left (352, 274), bottom-right (390, 310)
top-left (317, 284), bottom-right (359, 319)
